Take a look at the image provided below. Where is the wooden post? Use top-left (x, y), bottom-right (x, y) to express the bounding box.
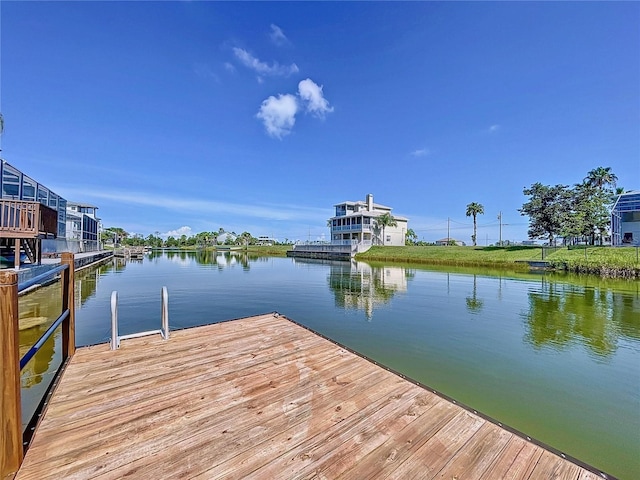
top-left (60, 253), bottom-right (76, 359)
top-left (14, 239), bottom-right (20, 270)
top-left (0, 271), bottom-right (23, 478)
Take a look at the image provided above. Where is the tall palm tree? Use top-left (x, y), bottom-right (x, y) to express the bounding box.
top-left (585, 167), bottom-right (617, 190)
top-left (465, 202), bottom-right (484, 246)
top-left (376, 212), bottom-right (397, 246)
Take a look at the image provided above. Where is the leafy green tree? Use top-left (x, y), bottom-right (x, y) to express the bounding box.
top-left (375, 212), bottom-right (397, 245)
top-left (405, 228), bottom-right (418, 245)
top-left (520, 183), bottom-right (571, 245)
top-left (465, 202), bottom-right (484, 246)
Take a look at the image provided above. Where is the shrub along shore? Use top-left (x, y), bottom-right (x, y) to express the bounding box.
top-left (240, 245), bottom-right (639, 278)
top-left (355, 246), bottom-right (640, 278)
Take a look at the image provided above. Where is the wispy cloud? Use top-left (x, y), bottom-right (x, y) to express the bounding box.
top-left (410, 148), bottom-right (430, 157)
top-left (256, 94), bottom-right (299, 139)
top-left (488, 124), bottom-right (500, 133)
top-left (232, 47), bottom-right (298, 78)
top-left (193, 63), bottom-right (220, 82)
top-left (224, 62), bottom-right (236, 73)
top-left (62, 187), bottom-right (328, 222)
top-left (269, 24), bottom-right (289, 46)
top-left (257, 79), bottom-right (333, 138)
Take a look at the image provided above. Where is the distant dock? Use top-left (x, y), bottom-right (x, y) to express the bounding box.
top-left (13, 313), bottom-right (607, 479)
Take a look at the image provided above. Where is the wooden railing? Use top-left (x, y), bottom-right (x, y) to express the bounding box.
top-left (0, 200), bottom-right (58, 239)
top-left (1, 253), bottom-right (75, 479)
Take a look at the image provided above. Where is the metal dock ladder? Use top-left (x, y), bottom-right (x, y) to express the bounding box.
top-left (110, 286), bottom-right (169, 350)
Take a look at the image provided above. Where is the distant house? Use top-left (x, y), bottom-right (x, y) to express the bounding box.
top-left (66, 202), bottom-right (101, 252)
top-left (256, 236), bottom-right (276, 246)
top-left (329, 194), bottom-right (408, 246)
top-left (611, 190), bottom-right (640, 246)
top-left (435, 237), bottom-right (466, 246)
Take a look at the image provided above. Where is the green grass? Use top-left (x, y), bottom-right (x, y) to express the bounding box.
top-left (545, 246), bottom-right (640, 277)
top-left (356, 245), bottom-right (542, 268)
top-left (245, 245), bottom-right (291, 256)
top-left (356, 245), bottom-right (640, 277)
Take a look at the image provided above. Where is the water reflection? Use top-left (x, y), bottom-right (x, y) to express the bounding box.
top-left (164, 249), bottom-right (254, 271)
top-left (522, 277), bottom-right (640, 357)
top-left (465, 274), bottom-right (484, 314)
top-left (19, 259), bottom-right (116, 427)
top-left (322, 259), bottom-right (412, 320)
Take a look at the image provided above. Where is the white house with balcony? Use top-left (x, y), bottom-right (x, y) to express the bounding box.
top-left (329, 194), bottom-right (408, 247)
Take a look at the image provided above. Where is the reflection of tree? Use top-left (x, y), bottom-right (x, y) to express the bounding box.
top-left (522, 278), bottom-right (639, 357)
top-left (327, 262), bottom-right (410, 320)
top-left (465, 274), bottom-right (484, 314)
top-left (191, 250), bottom-right (251, 271)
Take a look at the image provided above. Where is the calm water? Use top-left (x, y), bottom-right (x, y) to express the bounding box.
top-left (19, 251), bottom-right (640, 479)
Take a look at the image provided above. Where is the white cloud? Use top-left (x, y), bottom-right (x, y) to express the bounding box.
top-left (232, 47), bottom-right (298, 77)
top-left (270, 24), bottom-right (289, 46)
top-left (256, 94), bottom-right (299, 139)
top-left (488, 124), bottom-right (501, 133)
top-left (61, 187), bottom-right (328, 222)
top-left (163, 226), bottom-right (192, 238)
top-left (224, 62), bottom-right (236, 73)
top-left (256, 78), bottom-right (333, 138)
top-left (298, 79), bottom-right (333, 118)
top-left (410, 148), bottom-right (430, 157)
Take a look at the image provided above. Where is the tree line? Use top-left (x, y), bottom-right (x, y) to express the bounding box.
top-left (520, 166), bottom-right (623, 246)
top-left (101, 227), bottom-right (283, 248)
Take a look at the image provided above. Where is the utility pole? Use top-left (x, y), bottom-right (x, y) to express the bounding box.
top-left (447, 217), bottom-right (450, 245)
top-left (498, 212), bottom-right (502, 246)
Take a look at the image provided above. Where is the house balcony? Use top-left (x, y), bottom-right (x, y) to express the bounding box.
top-left (331, 224), bottom-right (372, 232)
top-left (0, 200), bottom-right (58, 239)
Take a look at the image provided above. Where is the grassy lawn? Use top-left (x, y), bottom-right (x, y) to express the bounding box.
top-left (356, 245), bottom-right (640, 277)
top-left (245, 245), bottom-right (291, 256)
top-left (545, 246), bottom-right (640, 275)
top-left (356, 246), bottom-right (542, 267)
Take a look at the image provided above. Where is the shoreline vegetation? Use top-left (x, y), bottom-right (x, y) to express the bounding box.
top-left (238, 245), bottom-right (639, 278)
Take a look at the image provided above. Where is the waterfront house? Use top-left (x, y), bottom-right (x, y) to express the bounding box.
top-left (66, 202), bottom-right (101, 252)
top-left (1, 159), bottom-right (63, 266)
top-left (329, 194), bottom-right (408, 246)
top-left (611, 190), bottom-right (640, 246)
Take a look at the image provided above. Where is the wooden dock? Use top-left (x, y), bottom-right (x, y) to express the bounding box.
top-left (15, 314), bottom-right (604, 480)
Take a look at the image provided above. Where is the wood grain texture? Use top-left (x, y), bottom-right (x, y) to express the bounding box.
top-left (15, 314), bottom-right (603, 480)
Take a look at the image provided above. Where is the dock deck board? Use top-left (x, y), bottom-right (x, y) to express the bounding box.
top-left (15, 314), bottom-right (603, 479)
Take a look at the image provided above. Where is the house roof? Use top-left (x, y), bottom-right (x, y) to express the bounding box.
top-left (333, 200), bottom-right (392, 210)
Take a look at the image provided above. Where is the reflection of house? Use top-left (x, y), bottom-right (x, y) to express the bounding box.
top-left (66, 202), bottom-right (101, 252)
top-left (611, 191), bottom-right (640, 246)
top-left (435, 238), bottom-right (466, 246)
top-left (327, 260), bottom-right (408, 319)
top-left (329, 194), bottom-right (408, 246)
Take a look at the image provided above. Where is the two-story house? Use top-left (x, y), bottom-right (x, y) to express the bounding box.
top-left (329, 194), bottom-right (408, 246)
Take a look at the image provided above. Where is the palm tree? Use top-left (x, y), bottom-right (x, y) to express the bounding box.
top-left (375, 212), bottom-right (397, 246)
top-left (465, 202), bottom-right (484, 246)
top-left (585, 167), bottom-right (617, 190)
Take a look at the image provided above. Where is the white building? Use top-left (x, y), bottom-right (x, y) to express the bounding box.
top-left (66, 202), bottom-right (101, 252)
top-left (329, 194), bottom-right (408, 247)
top-left (611, 190), bottom-right (640, 246)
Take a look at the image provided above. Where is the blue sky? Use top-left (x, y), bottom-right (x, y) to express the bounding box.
top-left (2, 1), bottom-right (638, 243)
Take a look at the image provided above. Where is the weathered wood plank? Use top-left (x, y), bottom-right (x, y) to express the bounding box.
top-left (15, 314), bottom-right (603, 480)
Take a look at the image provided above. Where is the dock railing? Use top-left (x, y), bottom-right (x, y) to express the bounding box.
top-left (1, 252), bottom-right (75, 479)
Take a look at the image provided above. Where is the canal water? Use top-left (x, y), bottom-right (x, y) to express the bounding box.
top-left (18, 251), bottom-right (640, 479)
